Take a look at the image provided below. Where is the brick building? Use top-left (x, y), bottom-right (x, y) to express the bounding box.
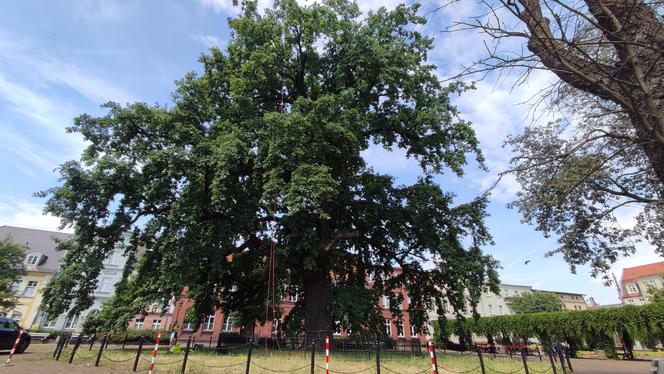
top-left (127, 270), bottom-right (424, 344)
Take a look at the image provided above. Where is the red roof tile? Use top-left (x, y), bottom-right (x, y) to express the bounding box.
top-left (622, 261), bottom-right (664, 282)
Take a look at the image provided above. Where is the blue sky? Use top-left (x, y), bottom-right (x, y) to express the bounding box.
top-left (0, 0), bottom-right (659, 305)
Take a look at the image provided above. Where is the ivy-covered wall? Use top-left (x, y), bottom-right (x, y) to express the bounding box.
top-left (436, 303), bottom-right (664, 358)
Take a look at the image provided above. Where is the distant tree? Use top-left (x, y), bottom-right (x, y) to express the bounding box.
top-left (0, 239), bottom-right (26, 314)
top-left (510, 292), bottom-right (562, 314)
top-left (38, 0), bottom-right (500, 342)
top-left (646, 275), bottom-right (664, 303)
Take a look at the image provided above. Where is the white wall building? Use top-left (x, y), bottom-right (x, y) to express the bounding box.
top-left (36, 236), bottom-right (130, 332)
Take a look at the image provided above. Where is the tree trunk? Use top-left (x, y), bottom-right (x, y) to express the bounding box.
top-left (303, 268), bottom-right (333, 349)
top-left (586, 0), bottom-right (664, 184)
top-left (518, 0), bottom-right (664, 184)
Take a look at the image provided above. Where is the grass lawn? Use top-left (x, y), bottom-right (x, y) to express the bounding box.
top-left (56, 345), bottom-right (562, 373)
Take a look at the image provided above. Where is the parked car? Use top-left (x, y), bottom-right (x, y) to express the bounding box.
top-left (0, 317), bottom-right (31, 353)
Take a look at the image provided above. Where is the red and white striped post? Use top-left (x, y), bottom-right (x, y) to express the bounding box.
top-left (325, 336), bottom-right (330, 374)
top-left (427, 337), bottom-right (438, 374)
top-left (147, 332), bottom-right (162, 374)
top-left (5, 329), bottom-right (24, 365)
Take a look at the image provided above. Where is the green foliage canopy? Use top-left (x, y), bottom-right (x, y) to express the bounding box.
top-left (38, 0), bottom-right (499, 336)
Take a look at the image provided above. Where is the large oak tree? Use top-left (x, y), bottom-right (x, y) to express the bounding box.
top-left (39, 0), bottom-right (499, 341)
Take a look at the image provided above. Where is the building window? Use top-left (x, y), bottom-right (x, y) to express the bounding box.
top-left (42, 316), bottom-right (57, 328)
top-left (627, 284), bottom-right (638, 293)
top-left (488, 304), bottom-right (494, 315)
top-left (289, 293), bottom-right (298, 303)
top-left (10, 311), bottom-right (22, 321)
top-left (202, 315), bottom-right (215, 331)
top-left (498, 305), bottom-right (503, 315)
top-left (397, 320), bottom-right (404, 337)
top-left (384, 319), bottom-right (391, 336)
top-left (25, 254), bottom-right (39, 265)
top-left (182, 322), bottom-right (193, 331)
top-left (334, 321), bottom-right (342, 336)
top-left (23, 281), bottom-right (38, 297)
top-left (134, 319), bottom-right (144, 329)
top-left (628, 299), bottom-right (634, 304)
top-left (383, 296), bottom-right (390, 308)
top-left (64, 315), bottom-right (80, 329)
top-left (272, 319), bottom-right (280, 334)
top-left (410, 324), bottom-right (416, 337)
top-left (98, 277), bottom-right (113, 292)
top-left (639, 298), bottom-right (645, 305)
top-left (222, 315), bottom-right (233, 332)
top-left (106, 252), bottom-right (121, 265)
top-left (152, 320), bottom-right (162, 330)
top-left (395, 293), bottom-right (403, 309)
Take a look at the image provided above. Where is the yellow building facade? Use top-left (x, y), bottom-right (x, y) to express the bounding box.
top-left (1, 226), bottom-right (71, 329)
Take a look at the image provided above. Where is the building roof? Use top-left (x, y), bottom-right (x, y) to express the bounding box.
top-left (0, 225), bottom-right (72, 273)
top-left (620, 261), bottom-right (664, 299)
top-left (621, 261), bottom-right (664, 282)
top-left (532, 289), bottom-right (585, 296)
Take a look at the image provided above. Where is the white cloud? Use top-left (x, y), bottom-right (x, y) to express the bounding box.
top-left (0, 33), bottom-right (135, 105)
top-left (192, 33), bottom-right (224, 49)
top-left (0, 197), bottom-right (71, 233)
top-left (198, 0), bottom-right (239, 14)
top-left (31, 58), bottom-right (135, 104)
top-left (77, 0), bottom-right (129, 21)
top-left (0, 73), bottom-right (73, 128)
top-left (0, 131), bottom-right (62, 174)
top-left (0, 72), bottom-right (86, 155)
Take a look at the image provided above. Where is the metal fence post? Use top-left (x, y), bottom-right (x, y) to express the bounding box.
top-left (245, 337), bottom-right (253, 374)
top-left (376, 340), bottom-right (381, 374)
top-left (521, 348), bottom-right (530, 374)
top-left (89, 335), bottom-right (96, 350)
top-left (564, 346), bottom-right (573, 372)
top-left (557, 346), bottom-right (567, 374)
top-left (95, 334), bottom-right (107, 367)
top-left (53, 334), bottom-right (63, 358)
top-left (55, 333), bottom-right (67, 361)
top-left (122, 332), bottom-right (128, 349)
top-left (181, 336), bottom-right (192, 374)
top-left (133, 335), bottom-right (144, 372)
top-left (536, 346), bottom-right (542, 361)
top-left (547, 350), bottom-right (558, 374)
top-left (310, 340), bottom-right (316, 374)
top-left (477, 348), bottom-right (486, 374)
top-left (68, 334), bottom-right (82, 364)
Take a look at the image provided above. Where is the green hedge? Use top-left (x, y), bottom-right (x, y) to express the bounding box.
top-left (438, 303), bottom-right (664, 358)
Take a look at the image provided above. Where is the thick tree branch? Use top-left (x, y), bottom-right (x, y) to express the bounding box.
top-left (323, 230), bottom-right (360, 253)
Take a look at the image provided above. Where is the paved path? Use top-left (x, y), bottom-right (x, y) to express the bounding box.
top-left (1, 344), bottom-right (655, 373)
top-left (570, 357), bottom-right (651, 374)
